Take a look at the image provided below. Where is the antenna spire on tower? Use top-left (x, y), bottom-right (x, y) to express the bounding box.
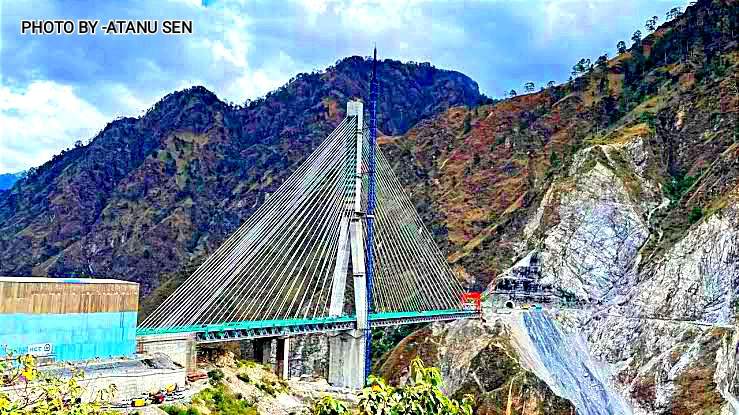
top-left (372, 46), bottom-right (377, 79)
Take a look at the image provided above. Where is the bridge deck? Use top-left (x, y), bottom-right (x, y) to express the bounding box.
top-left (137, 309), bottom-right (479, 343)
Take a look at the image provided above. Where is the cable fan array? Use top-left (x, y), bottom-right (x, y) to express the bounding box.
top-left (361, 128), bottom-right (464, 313)
top-left (140, 116), bottom-right (465, 330)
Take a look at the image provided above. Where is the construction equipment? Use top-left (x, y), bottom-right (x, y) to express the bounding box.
top-left (130, 398), bottom-right (147, 407)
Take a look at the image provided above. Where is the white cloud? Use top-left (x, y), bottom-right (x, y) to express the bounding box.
top-left (0, 0), bottom-right (686, 174)
top-left (0, 81), bottom-right (108, 173)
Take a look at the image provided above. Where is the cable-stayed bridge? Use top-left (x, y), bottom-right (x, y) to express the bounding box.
top-left (137, 52), bottom-right (478, 387)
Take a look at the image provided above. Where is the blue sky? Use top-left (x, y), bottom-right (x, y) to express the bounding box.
top-left (0, 0), bottom-right (685, 174)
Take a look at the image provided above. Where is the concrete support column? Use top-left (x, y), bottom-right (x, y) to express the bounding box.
top-left (328, 330), bottom-right (365, 389)
top-left (251, 338), bottom-right (266, 365)
top-left (266, 339), bottom-right (277, 371)
top-left (277, 337), bottom-right (290, 379)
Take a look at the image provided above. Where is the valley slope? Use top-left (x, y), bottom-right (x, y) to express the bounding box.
top-left (0, 0), bottom-right (737, 413)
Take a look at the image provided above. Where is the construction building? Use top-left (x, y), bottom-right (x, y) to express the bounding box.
top-left (0, 276), bottom-right (138, 362)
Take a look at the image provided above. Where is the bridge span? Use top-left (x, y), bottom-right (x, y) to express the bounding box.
top-left (137, 50), bottom-right (479, 388)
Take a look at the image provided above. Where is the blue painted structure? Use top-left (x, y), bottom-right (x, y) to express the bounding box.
top-left (0, 312), bottom-right (137, 361)
top-left (364, 47), bottom-right (379, 383)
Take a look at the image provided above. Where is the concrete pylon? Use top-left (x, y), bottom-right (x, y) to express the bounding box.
top-left (327, 101), bottom-right (369, 389)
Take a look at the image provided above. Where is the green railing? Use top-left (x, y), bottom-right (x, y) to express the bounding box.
top-left (136, 309), bottom-right (477, 337)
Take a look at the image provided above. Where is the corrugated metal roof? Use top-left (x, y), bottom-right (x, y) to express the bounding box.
top-left (0, 276), bottom-right (137, 285)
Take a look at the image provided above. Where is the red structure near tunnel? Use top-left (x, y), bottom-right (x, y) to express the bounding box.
top-left (461, 292), bottom-right (482, 312)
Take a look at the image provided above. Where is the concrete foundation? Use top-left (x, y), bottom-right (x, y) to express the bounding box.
top-left (0, 355), bottom-right (186, 403)
top-left (328, 330), bottom-right (366, 389)
top-left (136, 333), bottom-right (196, 372)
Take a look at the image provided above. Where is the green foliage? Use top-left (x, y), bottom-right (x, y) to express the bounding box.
top-left (371, 324), bottom-right (425, 367)
top-left (549, 152), bottom-right (561, 169)
top-left (0, 352), bottom-right (116, 415)
top-left (617, 40), bottom-right (627, 54)
top-left (312, 396), bottom-right (349, 415)
top-left (645, 16), bottom-right (658, 32)
top-left (207, 368), bottom-right (225, 385)
top-left (666, 7), bottom-right (682, 21)
top-left (619, 84), bottom-right (647, 113)
top-left (571, 58), bottom-right (592, 77)
top-left (162, 405), bottom-right (201, 415)
top-left (235, 367), bottom-right (287, 397)
top-left (688, 206), bottom-right (704, 224)
top-left (314, 358), bottom-right (472, 415)
top-left (462, 113), bottom-right (472, 134)
top-left (639, 112), bottom-right (656, 129)
top-left (546, 151), bottom-right (562, 179)
top-left (191, 384), bottom-right (257, 415)
top-left (253, 376), bottom-right (288, 397)
top-left (664, 172), bottom-right (699, 205)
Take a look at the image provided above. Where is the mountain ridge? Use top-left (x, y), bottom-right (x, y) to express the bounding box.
top-left (0, 56), bottom-right (482, 294)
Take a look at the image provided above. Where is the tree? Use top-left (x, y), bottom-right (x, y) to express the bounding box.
top-left (688, 206), bottom-right (704, 224)
top-left (631, 30), bottom-right (642, 46)
top-left (509, 89), bottom-right (517, 97)
top-left (547, 80), bottom-right (556, 88)
top-left (595, 54), bottom-right (608, 69)
top-left (524, 82), bottom-right (535, 93)
top-left (571, 58), bottom-right (592, 78)
top-left (617, 40), bottom-right (627, 54)
top-left (666, 7), bottom-right (682, 21)
top-left (314, 358), bottom-right (473, 415)
top-left (0, 352), bottom-right (116, 414)
top-left (645, 16), bottom-right (658, 32)
top-left (462, 112), bottom-right (472, 134)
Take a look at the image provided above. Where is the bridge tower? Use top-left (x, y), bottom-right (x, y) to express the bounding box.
top-left (327, 49), bottom-right (379, 389)
top-left (137, 47), bottom-right (472, 390)
top-left (326, 99), bottom-right (369, 389)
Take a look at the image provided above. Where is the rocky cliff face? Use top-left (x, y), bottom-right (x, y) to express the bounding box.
top-left (382, 0), bottom-right (738, 295)
top-left (378, 317), bottom-right (576, 415)
top-left (0, 0), bottom-right (736, 413)
top-left (381, 0), bottom-right (738, 412)
top-left (0, 57), bottom-right (481, 296)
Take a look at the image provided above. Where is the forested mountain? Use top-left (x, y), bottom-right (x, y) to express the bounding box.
top-left (377, 0), bottom-right (738, 412)
top-left (0, 0), bottom-right (737, 412)
top-left (0, 58), bottom-right (481, 294)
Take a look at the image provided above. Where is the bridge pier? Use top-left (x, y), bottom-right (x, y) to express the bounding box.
top-left (328, 330), bottom-right (366, 389)
top-left (250, 337), bottom-right (291, 379)
top-left (278, 337), bottom-right (290, 379)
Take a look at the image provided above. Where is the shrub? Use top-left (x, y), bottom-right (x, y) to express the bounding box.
top-left (207, 368), bottom-right (225, 385)
top-left (664, 172), bottom-right (698, 204)
top-left (193, 384), bottom-right (257, 415)
top-left (0, 352), bottom-right (117, 415)
top-left (314, 358), bottom-right (472, 415)
top-left (312, 396), bottom-right (349, 415)
top-left (639, 112), bottom-right (656, 129)
top-left (162, 405), bottom-right (200, 415)
top-left (688, 206), bottom-right (703, 224)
